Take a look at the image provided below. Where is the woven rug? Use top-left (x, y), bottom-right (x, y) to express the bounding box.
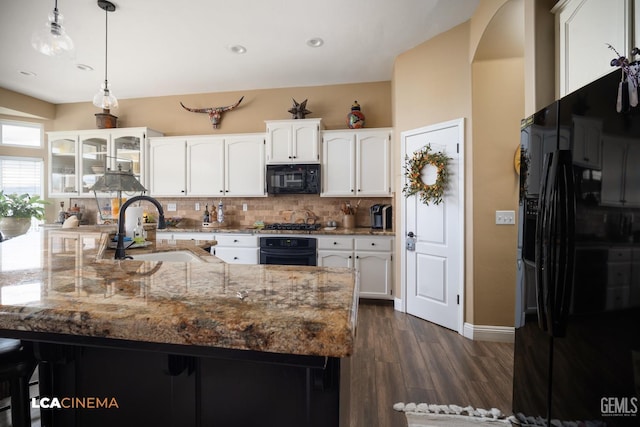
top-left (393, 403), bottom-right (514, 427)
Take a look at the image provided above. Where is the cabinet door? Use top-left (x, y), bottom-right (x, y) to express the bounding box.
top-left (356, 131), bottom-right (391, 196)
top-left (292, 121), bottom-right (320, 163)
top-left (571, 116), bottom-right (602, 169)
top-left (555, 0), bottom-right (631, 96)
top-left (321, 132), bottom-right (355, 196)
top-left (149, 138), bottom-right (186, 196)
top-left (601, 136), bottom-right (628, 206)
top-left (49, 134), bottom-right (79, 196)
top-left (317, 250), bottom-right (353, 268)
top-left (356, 251), bottom-right (392, 299)
top-left (111, 130), bottom-right (144, 188)
top-left (266, 123), bottom-right (292, 163)
top-left (80, 135), bottom-right (109, 196)
top-left (225, 135), bottom-right (265, 196)
top-left (187, 137), bottom-right (225, 196)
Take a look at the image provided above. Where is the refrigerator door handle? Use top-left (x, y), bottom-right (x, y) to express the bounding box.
top-left (535, 151), bottom-right (554, 332)
top-left (549, 150), bottom-right (575, 337)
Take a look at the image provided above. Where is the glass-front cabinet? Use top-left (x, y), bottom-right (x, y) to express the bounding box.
top-left (50, 136), bottom-right (79, 195)
top-left (48, 127), bottom-right (163, 197)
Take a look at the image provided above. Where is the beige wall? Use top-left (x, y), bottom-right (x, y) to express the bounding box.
top-left (393, 0), bottom-right (527, 328)
top-left (471, 57), bottom-right (523, 326)
top-left (392, 21), bottom-right (475, 320)
top-left (52, 82), bottom-right (392, 134)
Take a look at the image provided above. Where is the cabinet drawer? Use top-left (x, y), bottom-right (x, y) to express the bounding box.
top-left (214, 247), bottom-right (259, 264)
top-left (355, 237), bottom-right (393, 252)
top-left (215, 234), bottom-right (258, 247)
top-left (317, 237), bottom-right (353, 250)
top-left (608, 248), bottom-right (632, 261)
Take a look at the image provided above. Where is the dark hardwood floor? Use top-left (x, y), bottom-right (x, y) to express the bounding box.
top-left (348, 301), bottom-right (514, 427)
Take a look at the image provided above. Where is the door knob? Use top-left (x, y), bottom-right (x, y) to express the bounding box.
top-left (407, 232), bottom-right (415, 238)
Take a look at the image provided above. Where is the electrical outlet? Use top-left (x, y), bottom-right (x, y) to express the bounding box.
top-left (167, 203), bottom-right (177, 212)
top-left (243, 203), bottom-right (248, 212)
top-left (495, 210), bottom-right (515, 225)
top-left (195, 202), bottom-right (200, 211)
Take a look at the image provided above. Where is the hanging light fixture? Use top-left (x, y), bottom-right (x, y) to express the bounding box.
top-left (31, 0), bottom-right (75, 58)
top-left (93, 0), bottom-right (119, 128)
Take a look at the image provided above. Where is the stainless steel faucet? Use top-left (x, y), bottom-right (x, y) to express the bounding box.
top-left (115, 195), bottom-right (167, 260)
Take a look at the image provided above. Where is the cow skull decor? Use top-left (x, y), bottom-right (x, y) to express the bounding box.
top-left (180, 96), bottom-right (244, 129)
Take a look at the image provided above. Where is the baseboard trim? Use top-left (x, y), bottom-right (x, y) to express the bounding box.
top-left (394, 297), bottom-right (404, 312)
top-left (463, 322), bottom-right (514, 343)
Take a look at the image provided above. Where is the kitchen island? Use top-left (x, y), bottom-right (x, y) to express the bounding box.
top-left (0, 229), bottom-right (358, 426)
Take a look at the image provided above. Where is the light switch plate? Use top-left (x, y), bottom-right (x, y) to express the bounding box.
top-left (195, 202), bottom-right (200, 211)
top-left (167, 203), bottom-right (177, 212)
top-left (496, 210), bottom-right (515, 225)
top-left (243, 203), bottom-right (248, 211)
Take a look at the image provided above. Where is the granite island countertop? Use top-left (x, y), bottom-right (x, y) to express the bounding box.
top-left (0, 229), bottom-right (358, 358)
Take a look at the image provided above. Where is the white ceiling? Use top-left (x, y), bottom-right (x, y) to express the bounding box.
top-left (0, 0), bottom-right (479, 105)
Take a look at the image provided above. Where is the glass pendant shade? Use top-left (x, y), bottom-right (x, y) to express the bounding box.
top-left (93, 81), bottom-right (118, 109)
top-left (31, 7), bottom-right (75, 58)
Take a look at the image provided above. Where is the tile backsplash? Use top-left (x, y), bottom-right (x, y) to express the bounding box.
top-left (73, 195), bottom-right (393, 229)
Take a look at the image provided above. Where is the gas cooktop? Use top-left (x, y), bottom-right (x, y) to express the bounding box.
top-left (263, 223), bottom-right (321, 231)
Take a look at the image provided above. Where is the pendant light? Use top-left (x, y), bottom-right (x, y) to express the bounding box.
top-left (31, 0), bottom-right (75, 58)
top-left (92, 0), bottom-right (118, 111)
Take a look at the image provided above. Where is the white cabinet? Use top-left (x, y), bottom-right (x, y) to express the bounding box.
top-left (149, 134), bottom-right (265, 197)
top-left (317, 237), bottom-right (354, 268)
top-left (156, 231), bottom-right (216, 241)
top-left (48, 127), bottom-right (161, 197)
top-left (553, 0), bottom-right (634, 96)
top-left (265, 119), bottom-right (323, 164)
top-left (317, 235), bottom-right (393, 299)
top-left (601, 134), bottom-right (640, 206)
top-left (571, 115), bottom-right (602, 169)
top-left (321, 128), bottom-right (392, 197)
top-left (212, 234), bottom-right (259, 264)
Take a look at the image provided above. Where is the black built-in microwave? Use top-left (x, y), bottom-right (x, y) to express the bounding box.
top-left (266, 164), bottom-right (320, 195)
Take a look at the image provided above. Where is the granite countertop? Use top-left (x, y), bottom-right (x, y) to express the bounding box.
top-left (0, 230), bottom-right (358, 358)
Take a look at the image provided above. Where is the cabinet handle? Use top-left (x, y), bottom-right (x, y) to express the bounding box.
top-left (350, 189), bottom-right (354, 192)
top-left (233, 256), bottom-right (238, 260)
top-left (233, 239), bottom-right (238, 243)
top-left (181, 190), bottom-right (185, 193)
top-left (220, 190), bottom-right (224, 193)
top-left (333, 241), bottom-right (337, 245)
top-left (348, 255), bottom-right (352, 259)
top-left (225, 190), bottom-right (229, 193)
top-left (371, 242), bottom-right (375, 246)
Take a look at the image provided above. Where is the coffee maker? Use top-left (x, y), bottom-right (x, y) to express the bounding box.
top-left (370, 204), bottom-right (392, 230)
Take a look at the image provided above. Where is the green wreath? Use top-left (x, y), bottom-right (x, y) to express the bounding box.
top-left (403, 144), bottom-right (450, 205)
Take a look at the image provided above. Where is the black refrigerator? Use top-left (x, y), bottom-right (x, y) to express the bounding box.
top-left (514, 69), bottom-right (640, 426)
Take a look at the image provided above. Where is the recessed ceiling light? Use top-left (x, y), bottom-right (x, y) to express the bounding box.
top-left (228, 45), bottom-right (247, 54)
top-left (19, 70), bottom-right (37, 77)
top-left (76, 63), bottom-right (94, 71)
top-left (306, 38), bottom-right (324, 48)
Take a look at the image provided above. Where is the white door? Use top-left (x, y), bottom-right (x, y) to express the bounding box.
top-left (402, 119), bottom-right (464, 333)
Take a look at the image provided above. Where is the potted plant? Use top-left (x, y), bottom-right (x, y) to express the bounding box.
top-left (0, 191), bottom-right (47, 239)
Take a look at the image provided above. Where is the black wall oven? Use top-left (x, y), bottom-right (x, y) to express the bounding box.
top-left (259, 237), bottom-right (317, 266)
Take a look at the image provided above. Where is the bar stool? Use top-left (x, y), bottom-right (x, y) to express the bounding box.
top-left (0, 339), bottom-right (36, 427)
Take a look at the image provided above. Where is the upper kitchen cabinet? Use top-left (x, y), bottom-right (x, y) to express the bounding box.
top-left (48, 127), bottom-right (162, 197)
top-left (321, 128), bottom-right (392, 197)
top-left (553, 0), bottom-right (635, 96)
top-left (149, 134), bottom-right (265, 197)
top-left (265, 119), bottom-right (323, 164)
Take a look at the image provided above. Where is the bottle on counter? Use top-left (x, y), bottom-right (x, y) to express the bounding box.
top-left (203, 204), bottom-right (210, 223)
top-left (57, 201), bottom-right (66, 224)
top-left (217, 200), bottom-right (224, 223)
top-left (133, 217), bottom-right (145, 244)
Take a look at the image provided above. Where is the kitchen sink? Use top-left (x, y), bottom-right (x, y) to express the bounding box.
top-left (129, 251), bottom-right (204, 263)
